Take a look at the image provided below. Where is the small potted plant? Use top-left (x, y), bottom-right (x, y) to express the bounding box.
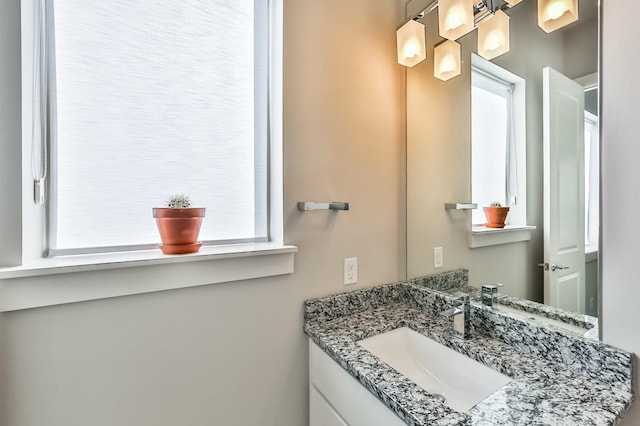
top-left (483, 202), bottom-right (510, 228)
top-left (153, 194), bottom-right (206, 254)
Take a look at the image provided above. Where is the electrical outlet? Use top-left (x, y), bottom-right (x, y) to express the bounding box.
top-left (344, 258), bottom-right (358, 285)
top-left (434, 247), bottom-right (443, 268)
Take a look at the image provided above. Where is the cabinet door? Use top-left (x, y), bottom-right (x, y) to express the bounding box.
top-left (310, 384), bottom-right (349, 426)
top-left (309, 340), bottom-right (406, 426)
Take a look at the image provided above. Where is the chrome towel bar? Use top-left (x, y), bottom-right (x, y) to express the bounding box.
top-left (444, 203), bottom-right (477, 210)
top-left (297, 202), bottom-right (349, 211)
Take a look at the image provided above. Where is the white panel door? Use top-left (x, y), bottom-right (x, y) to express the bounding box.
top-left (543, 67), bottom-right (586, 314)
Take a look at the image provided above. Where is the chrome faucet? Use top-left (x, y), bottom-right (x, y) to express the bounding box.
top-left (441, 292), bottom-right (471, 339)
top-left (481, 284), bottom-right (506, 307)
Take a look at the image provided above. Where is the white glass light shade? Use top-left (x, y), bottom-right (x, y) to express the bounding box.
top-left (504, 0), bottom-right (523, 5)
top-left (438, 0), bottom-right (475, 41)
top-left (537, 0), bottom-right (578, 33)
top-left (434, 40), bottom-right (461, 81)
top-left (396, 20), bottom-right (427, 67)
top-left (478, 10), bottom-right (510, 60)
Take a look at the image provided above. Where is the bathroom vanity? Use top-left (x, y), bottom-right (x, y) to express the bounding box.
top-left (304, 272), bottom-right (633, 425)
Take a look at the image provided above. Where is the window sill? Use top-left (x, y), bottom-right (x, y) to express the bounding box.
top-left (469, 225), bottom-right (536, 248)
top-left (0, 243), bottom-right (297, 312)
top-left (585, 246), bottom-right (598, 262)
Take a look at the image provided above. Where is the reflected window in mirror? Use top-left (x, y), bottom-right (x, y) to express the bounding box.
top-left (584, 109), bottom-right (599, 253)
top-left (471, 54), bottom-right (527, 226)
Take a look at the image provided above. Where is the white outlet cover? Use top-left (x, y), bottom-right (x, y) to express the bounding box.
top-left (344, 258), bottom-right (358, 285)
top-left (434, 247), bottom-right (443, 268)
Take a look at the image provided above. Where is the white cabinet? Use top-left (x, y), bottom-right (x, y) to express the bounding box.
top-left (310, 384), bottom-right (348, 426)
top-left (309, 339), bottom-right (406, 426)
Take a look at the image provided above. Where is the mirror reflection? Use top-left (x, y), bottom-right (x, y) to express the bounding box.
top-left (406, 0), bottom-right (599, 336)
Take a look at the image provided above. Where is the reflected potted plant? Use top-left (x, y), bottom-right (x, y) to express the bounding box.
top-left (483, 202), bottom-right (510, 228)
top-left (153, 194), bottom-right (206, 254)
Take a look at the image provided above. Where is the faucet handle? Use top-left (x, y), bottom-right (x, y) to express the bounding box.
top-left (493, 283), bottom-right (507, 300)
top-left (481, 284), bottom-right (504, 307)
top-left (443, 292), bottom-right (471, 339)
top-left (482, 283), bottom-right (504, 289)
top-left (450, 291), bottom-right (470, 303)
top-left (440, 292), bottom-right (469, 317)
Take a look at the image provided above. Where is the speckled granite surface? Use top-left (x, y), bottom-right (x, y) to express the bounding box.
top-left (408, 269), bottom-right (598, 337)
top-left (407, 269), bottom-right (469, 292)
top-left (304, 279), bottom-right (633, 426)
top-left (496, 295), bottom-right (598, 334)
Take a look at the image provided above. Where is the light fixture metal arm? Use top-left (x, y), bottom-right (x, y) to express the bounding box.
top-left (409, 0), bottom-right (519, 25)
top-left (409, 0), bottom-right (438, 22)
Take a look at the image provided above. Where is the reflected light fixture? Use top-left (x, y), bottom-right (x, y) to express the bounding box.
top-left (477, 10), bottom-right (510, 60)
top-left (434, 40), bottom-right (461, 81)
top-left (537, 0), bottom-right (578, 33)
top-left (396, 19), bottom-right (427, 67)
top-left (396, 0), bottom-right (581, 81)
top-left (438, 0), bottom-right (475, 41)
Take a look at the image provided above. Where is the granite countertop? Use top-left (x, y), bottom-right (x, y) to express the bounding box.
top-left (304, 279), bottom-right (634, 426)
top-left (406, 269), bottom-right (599, 337)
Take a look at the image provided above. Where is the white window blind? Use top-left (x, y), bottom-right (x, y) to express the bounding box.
top-left (470, 54), bottom-right (527, 229)
top-left (471, 70), bottom-right (511, 225)
top-left (47, 0), bottom-right (269, 254)
top-left (584, 111), bottom-right (599, 249)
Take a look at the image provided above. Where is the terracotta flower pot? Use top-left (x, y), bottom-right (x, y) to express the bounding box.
top-left (152, 207), bottom-right (206, 254)
top-left (483, 206), bottom-right (510, 228)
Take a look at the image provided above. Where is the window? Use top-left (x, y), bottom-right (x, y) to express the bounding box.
top-left (584, 109), bottom-right (599, 251)
top-left (471, 54), bottom-right (526, 227)
top-left (43, 0), bottom-right (270, 254)
top-left (0, 0), bottom-right (289, 311)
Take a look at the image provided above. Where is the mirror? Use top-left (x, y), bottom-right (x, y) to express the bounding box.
top-left (406, 0), bottom-right (599, 336)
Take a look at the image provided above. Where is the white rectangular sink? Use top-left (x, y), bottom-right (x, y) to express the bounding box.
top-left (358, 327), bottom-right (511, 413)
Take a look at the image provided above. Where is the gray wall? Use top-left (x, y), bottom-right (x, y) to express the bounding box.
top-left (564, 17), bottom-right (599, 80)
top-left (406, 1), bottom-right (473, 281)
top-left (585, 256), bottom-right (598, 317)
top-left (0, 1), bottom-right (407, 425)
top-left (601, 1), bottom-right (640, 425)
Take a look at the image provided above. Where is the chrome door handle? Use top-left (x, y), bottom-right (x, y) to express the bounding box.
top-left (538, 262), bottom-right (569, 272)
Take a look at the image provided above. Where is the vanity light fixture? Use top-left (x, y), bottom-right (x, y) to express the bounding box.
top-left (396, 0), bottom-right (512, 75)
top-left (438, 0), bottom-right (476, 41)
top-left (537, 0), bottom-right (578, 33)
top-left (397, 0), bottom-right (581, 81)
top-left (396, 19), bottom-right (427, 67)
top-left (477, 9), bottom-right (510, 60)
top-left (434, 40), bottom-right (461, 81)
